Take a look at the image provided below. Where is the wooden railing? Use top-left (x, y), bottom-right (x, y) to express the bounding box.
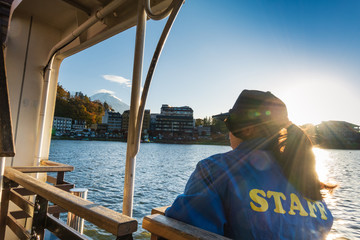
top-left (0, 161), bottom-right (137, 240)
top-left (143, 207), bottom-right (231, 240)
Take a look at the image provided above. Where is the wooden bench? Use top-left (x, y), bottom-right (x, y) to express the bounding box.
top-left (142, 206), bottom-right (231, 240)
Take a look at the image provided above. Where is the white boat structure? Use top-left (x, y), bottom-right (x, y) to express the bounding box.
top-left (0, 0), bottom-right (230, 239)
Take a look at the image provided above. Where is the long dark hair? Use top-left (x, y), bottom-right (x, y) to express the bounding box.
top-left (269, 124), bottom-right (335, 201)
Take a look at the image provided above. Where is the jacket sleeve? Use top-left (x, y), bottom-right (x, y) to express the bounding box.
top-left (165, 160), bottom-right (227, 235)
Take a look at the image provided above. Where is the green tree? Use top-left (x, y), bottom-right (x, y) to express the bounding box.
top-left (203, 117), bottom-right (212, 126)
top-left (195, 118), bottom-right (203, 127)
top-left (54, 84), bottom-right (106, 127)
top-left (211, 118), bottom-right (228, 134)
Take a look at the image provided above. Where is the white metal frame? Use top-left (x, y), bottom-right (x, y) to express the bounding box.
top-left (123, 0), bottom-right (184, 217)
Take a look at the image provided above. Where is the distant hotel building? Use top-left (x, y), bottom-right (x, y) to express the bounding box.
top-left (53, 116), bottom-right (72, 133)
top-left (72, 119), bottom-right (86, 131)
top-left (154, 104), bottom-right (194, 138)
top-left (103, 110), bottom-right (122, 132)
top-left (121, 110), bottom-right (130, 132)
top-left (121, 109), bottom-right (150, 133)
top-left (143, 109), bottom-right (151, 133)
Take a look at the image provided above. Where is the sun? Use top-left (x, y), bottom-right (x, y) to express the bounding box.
top-left (276, 79), bottom-right (344, 126)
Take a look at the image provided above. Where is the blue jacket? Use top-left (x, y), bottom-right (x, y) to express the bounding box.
top-left (165, 139), bottom-right (333, 239)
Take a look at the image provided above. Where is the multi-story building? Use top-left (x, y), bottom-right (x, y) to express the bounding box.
top-left (143, 110), bottom-right (151, 131)
top-left (121, 109), bottom-right (150, 133)
top-left (72, 120), bottom-right (86, 131)
top-left (197, 126), bottom-right (211, 138)
top-left (149, 113), bottom-right (158, 132)
top-left (53, 116), bottom-right (72, 133)
top-left (155, 104), bottom-right (194, 139)
top-left (121, 110), bottom-right (130, 132)
top-left (316, 121), bottom-right (360, 148)
top-left (103, 110), bottom-right (122, 132)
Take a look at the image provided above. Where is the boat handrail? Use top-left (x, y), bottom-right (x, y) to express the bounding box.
top-left (143, 206), bottom-right (231, 240)
top-left (0, 166), bottom-right (137, 239)
top-left (143, 214), bottom-right (231, 240)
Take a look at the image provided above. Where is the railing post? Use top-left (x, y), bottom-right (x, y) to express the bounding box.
top-left (56, 171), bottom-right (65, 184)
top-left (67, 188), bottom-right (88, 234)
top-left (0, 178), bottom-right (11, 240)
top-left (31, 195), bottom-right (48, 240)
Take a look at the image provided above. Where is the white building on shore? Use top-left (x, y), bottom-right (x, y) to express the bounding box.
top-left (53, 116), bottom-right (72, 133)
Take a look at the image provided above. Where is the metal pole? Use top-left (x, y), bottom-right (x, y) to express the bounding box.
top-left (122, 0), bottom-right (146, 217)
top-left (134, 0), bottom-right (184, 154)
top-left (67, 188), bottom-right (88, 234)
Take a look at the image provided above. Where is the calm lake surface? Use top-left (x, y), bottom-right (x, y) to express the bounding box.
top-left (49, 140), bottom-right (359, 239)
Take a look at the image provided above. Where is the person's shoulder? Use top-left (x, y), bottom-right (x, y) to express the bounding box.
top-left (200, 148), bottom-right (235, 163)
top-left (197, 147), bottom-right (247, 171)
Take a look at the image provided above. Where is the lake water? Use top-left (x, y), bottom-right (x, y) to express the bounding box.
top-left (49, 140), bottom-right (360, 239)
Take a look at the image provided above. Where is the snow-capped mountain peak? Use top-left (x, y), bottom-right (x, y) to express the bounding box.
top-left (90, 93), bottom-right (129, 114)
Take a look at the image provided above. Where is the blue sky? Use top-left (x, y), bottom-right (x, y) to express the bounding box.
top-left (58, 0), bottom-right (360, 125)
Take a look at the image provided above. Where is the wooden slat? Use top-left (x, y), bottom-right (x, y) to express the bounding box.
top-left (13, 166), bottom-right (72, 173)
top-left (40, 160), bottom-right (73, 169)
top-left (151, 206), bottom-right (170, 215)
top-left (48, 205), bottom-right (67, 215)
top-left (47, 175), bottom-right (73, 186)
top-left (53, 183), bottom-right (75, 192)
top-left (46, 175), bottom-right (57, 185)
top-left (9, 189), bottom-right (34, 217)
top-left (46, 214), bottom-right (88, 240)
top-left (6, 214), bottom-right (31, 240)
top-left (4, 167), bottom-right (138, 236)
top-left (12, 160), bottom-right (74, 173)
top-left (12, 187), bottom-right (34, 196)
top-left (9, 210), bottom-right (30, 219)
top-left (142, 214), bottom-right (231, 240)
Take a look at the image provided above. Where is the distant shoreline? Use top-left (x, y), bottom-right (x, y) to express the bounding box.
top-left (51, 136), bottom-right (230, 146)
top-left (51, 137), bottom-right (360, 149)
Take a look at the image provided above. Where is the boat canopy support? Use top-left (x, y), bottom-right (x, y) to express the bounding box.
top-left (37, 0), bottom-right (131, 170)
top-left (44, 0), bottom-right (129, 72)
top-left (37, 0), bottom-right (175, 170)
top-left (122, 0), bottom-right (184, 217)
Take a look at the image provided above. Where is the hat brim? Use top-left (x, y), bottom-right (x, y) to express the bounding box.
top-left (212, 112), bottom-right (230, 121)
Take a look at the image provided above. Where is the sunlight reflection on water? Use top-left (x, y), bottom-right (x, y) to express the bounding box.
top-left (313, 148), bottom-right (360, 240)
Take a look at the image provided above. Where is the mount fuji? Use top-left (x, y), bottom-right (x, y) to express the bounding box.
top-left (90, 93), bottom-right (129, 114)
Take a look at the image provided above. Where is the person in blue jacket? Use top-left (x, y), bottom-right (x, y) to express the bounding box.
top-left (165, 90), bottom-right (335, 239)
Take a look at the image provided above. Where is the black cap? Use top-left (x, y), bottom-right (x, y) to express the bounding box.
top-left (224, 90), bottom-right (289, 136)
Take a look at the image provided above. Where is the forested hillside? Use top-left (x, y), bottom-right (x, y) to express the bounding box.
top-left (55, 84), bottom-right (109, 126)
